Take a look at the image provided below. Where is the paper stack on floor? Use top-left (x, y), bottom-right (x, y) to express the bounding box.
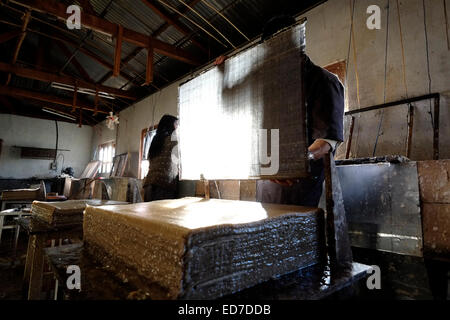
top-left (84, 197), bottom-right (325, 299)
top-left (32, 200), bottom-right (127, 226)
top-left (1, 188), bottom-right (41, 201)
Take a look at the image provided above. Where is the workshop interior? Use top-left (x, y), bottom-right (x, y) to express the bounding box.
top-left (0, 0), bottom-right (449, 303)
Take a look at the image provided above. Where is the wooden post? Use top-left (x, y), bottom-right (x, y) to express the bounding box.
top-left (27, 234), bottom-right (47, 300)
top-left (406, 104), bottom-right (414, 158)
top-left (113, 25), bottom-right (124, 77)
top-left (22, 234), bottom-right (34, 297)
top-left (433, 96), bottom-right (440, 160)
top-left (94, 88), bottom-right (99, 116)
top-left (146, 41), bottom-right (154, 85)
top-left (345, 116), bottom-right (355, 159)
top-left (71, 84), bottom-right (78, 113)
top-left (324, 152), bottom-right (353, 268)
top-left (200, 174), bottom-right (210, 200)
top-left (204, 180), bottom-right (210, 200)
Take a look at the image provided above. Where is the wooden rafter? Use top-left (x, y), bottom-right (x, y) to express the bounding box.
top-left (97, 47), bottom-right (142, 84)
top-left (94, 89), bottom-right (99, 116)
top-left (6, 10), bottom-right (31, 85)
top-left (48, 32), bottom-right (138, 84)
top-left (152, 0), bottom-right (202, 37)
top-left (0, 98), bottom-right (94, 125)
top-left (0, 62), bottom-right (137, 100)
top-left (141, 0), bottom-right (207, 53)
top-left (72, 83), bottom-right (78, 113)
top-left (79, 104), bottom-right (82, 127)
top-left (55, 41), bottom-right (95, 82)
top-left (113, 25), bottom-right (124, 77)
top-left (0, 17), bottom-right (118, 74)
top-left (0, 85), bottom-right (109, 114)
top-left (0, 19), bottom-right (140, 88)
top-left (10, 0), bottom-right (201, 65)
top-left (97, 0), bottom-right (206, 86)
top-left (0, 30), bottom-right (22, 44)
top-left (79, 0), bottom-right (96, 15)
top-left (146, 43), bottom-right (154, 85)
top-left (0, 96), bottom-right (16, 114)
top-left (16, 98), bottom-right (97, 125)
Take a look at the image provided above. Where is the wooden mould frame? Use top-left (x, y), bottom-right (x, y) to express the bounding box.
top-left (177, 20), bottom-right (310, 181)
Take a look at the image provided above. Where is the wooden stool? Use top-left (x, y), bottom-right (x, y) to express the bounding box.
top-left (17, 217), bottom-right (82, 300)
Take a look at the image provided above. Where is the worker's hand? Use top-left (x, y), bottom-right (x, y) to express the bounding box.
top-left (214, 55), bottom-right (227, 66)
top-left (270, 179), bottom-right (297, 187)
top-left (308, 139), bottom-right (331, 160)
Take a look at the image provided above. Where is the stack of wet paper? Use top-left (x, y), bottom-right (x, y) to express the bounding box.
top-left (1, 188), bottom-right (41, 201)
top-left (32, 200), bottom-right (128, 226)
top-left (84, 197), bottom-right (325, 299)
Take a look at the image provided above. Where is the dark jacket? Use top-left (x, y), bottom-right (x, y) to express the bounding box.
top-left (143, 136), bottom-right (179, 190)
top-left (304, 56), bottom-right (345, 179)
top-left (256, 56), bottom-right (345, 207)
top-left (304, 56), bottom-right (345, 146)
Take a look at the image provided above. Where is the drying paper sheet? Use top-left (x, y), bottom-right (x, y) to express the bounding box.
top-left (178, 22), bottom-right (308, 180)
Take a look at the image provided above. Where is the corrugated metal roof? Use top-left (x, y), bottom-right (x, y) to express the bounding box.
top-left (0, 0), bottom-right (325, 124)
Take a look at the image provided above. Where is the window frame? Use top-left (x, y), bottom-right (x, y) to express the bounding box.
top-left (97, 141), bottom-right (116, 175)
top-left (138, 125), bottom-right (158, 180)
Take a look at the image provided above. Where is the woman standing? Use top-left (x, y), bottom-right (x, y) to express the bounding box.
top-left (143, 115), bottom-right (179, 202)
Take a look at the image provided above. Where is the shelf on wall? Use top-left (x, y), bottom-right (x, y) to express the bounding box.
top-left (13, 146), bottom-right (70, 160)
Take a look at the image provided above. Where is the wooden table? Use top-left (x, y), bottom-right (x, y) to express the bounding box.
top-left (0, 200), bottom-right (33, 212)
top-left (0, 208), bottom-right (31, 246)
top-left (17, 217), bottom-right (83, 300)
top-left (44, 243), bottom-right (371, 300)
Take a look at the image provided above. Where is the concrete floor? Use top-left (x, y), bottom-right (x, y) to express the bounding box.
top-left (0, 228), bottom-right (448, 300)
top-left (0, 229), bottom-right (28, 300)
top-left (352, 247), bottom-right (450, 300)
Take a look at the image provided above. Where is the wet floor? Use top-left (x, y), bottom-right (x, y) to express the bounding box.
top-left (0, 229), bottom-right (27, 300)
top-left (0, 229), bottom-right (448, 300)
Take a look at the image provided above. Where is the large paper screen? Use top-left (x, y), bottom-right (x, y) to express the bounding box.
top-left (178, 22), bottom-right (308, 180)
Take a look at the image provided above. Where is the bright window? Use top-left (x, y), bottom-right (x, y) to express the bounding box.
top-left (139, 127), bottom-right (157, 179)
top-left (98, 142), bottom-right (115, 174)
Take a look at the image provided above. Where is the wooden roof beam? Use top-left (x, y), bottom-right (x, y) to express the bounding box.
top-left (54, 41), bottom-right (95, 82)
top-left (12, 98), bottom-right (95, 125)
top-left (79, 0), bottom-right (96, 16)
top-left (6, 9), bottom-right (31, 85)
top-left (146, 43), bottom-right (154, 85)
top-left (98, 0), bottom-right (206, 86)
top-left (11, 0), bottom-right (201, 65)
top-left (0, 30), bottom-right (22, 44)
top-left (113, 25), bottom-right (124, 77)
top-left (0, 99), bottom-right (93, 125)
top-left (0, 85), bottom-right (109, 114)
top-left (0, 62), bottom-right (137, 100)
top-left (141, 0), bottom-right (207, 53)
top-left (152, 0), bottom-right (202, 37)
top-left (96, 47), bottom-right (142, 84)
top-left (25, 28), bottom-right (138, 84)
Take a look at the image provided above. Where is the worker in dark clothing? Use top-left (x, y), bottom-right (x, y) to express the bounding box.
top-left (257, 15), bottom-right (345, 207)
top-left (216, 15), bottom-right (345, 207)
top-left (257, 55), bottom-right (345, 207)
top-left (143, 115), bottom-right (179, 202)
